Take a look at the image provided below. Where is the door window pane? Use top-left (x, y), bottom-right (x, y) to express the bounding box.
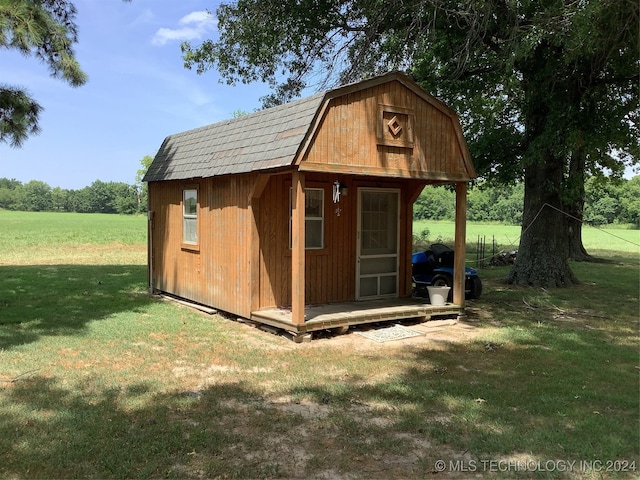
top-left (380, 275), bottom-right (398, 295)
top-left (360, 192), bottom-right (397, 255)
top-left (360, 257), bottom-right (397, 275)
top-left (359, 277), bottom-right (378, 297)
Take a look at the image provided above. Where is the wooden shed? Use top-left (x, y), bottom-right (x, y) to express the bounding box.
top-left (143, 71), bottom-right (476, 340)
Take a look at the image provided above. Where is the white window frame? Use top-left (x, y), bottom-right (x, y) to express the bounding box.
top-left (289, 187), bottom-right (324, 250)
top-left (182, 188), bottom-right (198, 248)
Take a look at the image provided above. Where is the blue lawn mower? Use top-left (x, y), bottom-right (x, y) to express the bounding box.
top-left (412, 243), bottom-right (482, 301)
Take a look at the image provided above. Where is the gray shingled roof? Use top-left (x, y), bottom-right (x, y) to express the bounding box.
top-left (143, 91), bottom-right (325, 182)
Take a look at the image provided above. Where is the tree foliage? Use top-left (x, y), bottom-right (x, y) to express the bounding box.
top-left (0, 177), bottom-right (146, 214)
top-left (0, 155), bottom-right (153, 214)
top-left (182, 0), bottom-right (638, 286)
top-left (0, 0), bottom-right (87, 147)
top-left (415, 178), bottom-right (639, 227)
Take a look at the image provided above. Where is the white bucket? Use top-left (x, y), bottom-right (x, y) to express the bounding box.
top-left (427, 286), bottom-right (451, 306)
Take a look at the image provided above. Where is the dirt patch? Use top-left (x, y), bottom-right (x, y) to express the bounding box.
top-left (248, 316), bottom-right (489, 350)
top-left (174, 391), bottom-right (476, 479)
top-left (156, 308), bottom-right (500, 478)
top-left (6, 243), bottom-right (146, 266)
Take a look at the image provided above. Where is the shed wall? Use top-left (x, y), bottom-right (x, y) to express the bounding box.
top-left (148, 175), bottom-right (255, 318)
top-left (149, 171), bottom-right (419, 315)
top-left (301, 81), bottom-right (469, 179)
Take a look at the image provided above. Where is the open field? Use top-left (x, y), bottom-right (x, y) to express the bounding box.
top-left (414, 219), bottom-right (640, 258)
top-left (0, 211), bottom-right (147, 265)
top-left (2, 211), bottom-right (636, 264)
top-left (1, 211), bottom-right (638, 479)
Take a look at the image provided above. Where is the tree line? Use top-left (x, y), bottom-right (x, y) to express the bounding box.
top-left (2, 174), bottom-right (638, 228)
top-left (0, 156), bottom-right (152, 215)
top-left (417, 175), bottom-right (640, 227)
top-left (0, 178), bottom-right (146, 215)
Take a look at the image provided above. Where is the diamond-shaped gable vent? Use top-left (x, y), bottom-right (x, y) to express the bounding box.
top-left (388, 115), bottom-right (402, 136)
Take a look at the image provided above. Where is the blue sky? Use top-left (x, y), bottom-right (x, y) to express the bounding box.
top-left (1, 0), bottom-right (272, 189)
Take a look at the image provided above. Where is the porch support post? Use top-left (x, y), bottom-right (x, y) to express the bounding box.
top-left (291, 170), bottom-right (306, 325)
top-left (453, 182), bottom-right (467, 307)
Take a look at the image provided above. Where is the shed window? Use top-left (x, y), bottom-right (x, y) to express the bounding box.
top-left (183, 189), bottom-right (198, 245)
top-left (289, 188), bottom-right (324, 249)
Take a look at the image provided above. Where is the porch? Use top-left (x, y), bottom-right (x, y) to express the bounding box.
top-left (251, 298), bottom-right (463, 337)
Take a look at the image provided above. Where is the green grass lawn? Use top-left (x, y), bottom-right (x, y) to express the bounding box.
top-left (0, 210), bottom-right (147, 265)
top-left (414, 219), bottom-right (640, 256)
top-left (1, 211), bottom-right (638, 479)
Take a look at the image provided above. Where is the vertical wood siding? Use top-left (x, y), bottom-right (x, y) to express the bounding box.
top-left (149, 175), bottom-right (255, 318)
top-left (302, 80), bottom-right (467, 178)
top-left (149, 174), bottom-right (419, 313)
top-left (257, 173), bottom-right (413, 309)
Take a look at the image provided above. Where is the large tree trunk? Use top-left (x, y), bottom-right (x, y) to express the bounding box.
top-left (566, 149), bottom-right (592, 261)
top-left (567, 205), bottom-right (590, 261)
top-left (507, 152), bottom-right (578, 287)
top-left (509, 43), bottom-right (579, 287)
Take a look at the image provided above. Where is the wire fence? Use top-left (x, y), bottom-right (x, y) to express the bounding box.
top-left (472, 203), bottom-right (640, 268)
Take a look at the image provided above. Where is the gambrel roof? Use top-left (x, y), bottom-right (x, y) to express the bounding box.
top-left (143, 92), bottom-right (325, 182)
top-left (144, 71), bottom-right (475, 183)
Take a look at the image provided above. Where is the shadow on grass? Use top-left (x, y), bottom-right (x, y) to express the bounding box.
top-left (0, 377), bottom-right (265, 479)
top-left (1, 257), bottom-right (638, 478)
top-left (292, 332), bottom-right (639, 462)
top-left (1, 326), bottom-right (637, 479)
top-left (0, 264), bottom-right (151, 349)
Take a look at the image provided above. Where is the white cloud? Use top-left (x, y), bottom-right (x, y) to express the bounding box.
top-left (132, 9), bottom-right (155, 26)
top-left (179, 11), bottom-right (212, 25)
top-left (151, 10), bottom-right (216, 46)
